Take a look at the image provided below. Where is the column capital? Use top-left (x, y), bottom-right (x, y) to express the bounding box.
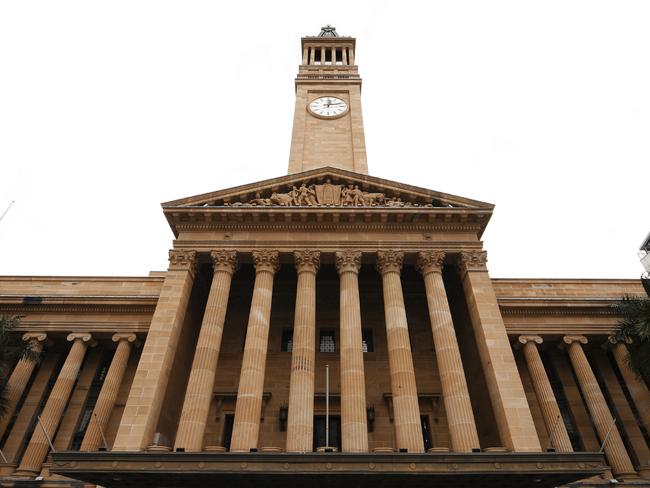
top-left (294, 250), bottom-right (320, 274)
top-left (607, 335), bottom-right (632, 346)
top-left (112, 333), bottom-right (137, 344)
top-left (417, 250), bottom-right (445, 275)
top-left (67, 332), bottom-right (93, 343)
top-left (517, 335), bottom-right (543, 346)
top-left (562, 335), bottom-right (588, 346)
top-left (168, 249), bottom-right (199, 275)
top-left (22, 332), bottom-right (47, 343)
top-left (252, 250), bottom-right (280, 274)
top-left (210, 250), bottom-right (238, 274)
top-left (335, 250), bottom-right (362, 275)
top-left (376, 250), bottom-right (404, 275)
top-left (457, 250), bottom-right (488, 274)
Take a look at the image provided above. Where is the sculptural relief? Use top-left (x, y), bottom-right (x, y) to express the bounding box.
top-left (223, 182), bottom-right (434, 208)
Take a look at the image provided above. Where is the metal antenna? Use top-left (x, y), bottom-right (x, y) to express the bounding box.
top-left (36, 415), bottom-right (56, 453)
top-left (0, 201), bottom-right (14, 223)
top-left (94, 413), bottom-right (110, 450)
top-left (325, 364), bottom-right (330, 449)
top-left (599, 417), bottom-right (617, 453)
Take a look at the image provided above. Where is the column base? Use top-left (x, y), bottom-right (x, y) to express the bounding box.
top-left (0, 463), bottom-right (17, 476)
top-left (9, 468), bottom-right (39, 479)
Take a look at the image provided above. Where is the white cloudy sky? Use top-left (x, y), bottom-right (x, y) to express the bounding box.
top-left (0, 1), bottom-right (648, 279)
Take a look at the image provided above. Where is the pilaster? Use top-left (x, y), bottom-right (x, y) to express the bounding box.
top-left (458, 250), bottom-right (541, 452)
top-left (113, 249), bottom-right (198, 451)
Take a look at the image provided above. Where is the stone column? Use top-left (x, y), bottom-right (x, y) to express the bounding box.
top-left (174, 250), bottom-right (238, 452)
top-left (609, 337), bottom-right (650, 432)
top-left (113, 250), bottom-right (198, 451)
top-left (286, 250), bottom-right (320, 453)
top-left (458, 250), bottom-right (541, 452)
top-left (335, 250), bottom-right (369, 452)
top-left (563, 336), bottom-right (636, 477)
top-left (80, 333), bottom-right (137, 451)
top-left (302, 47), bottom-right (308, 64)
top-left (349, 47), bottom-right (355, 65)
top-left (517, 335), bottom-right (573, 453)
top-left (377, 250), bottom-right (424, 453)
top-left (15, 333), bottom-right (93, 476)
top-left (0, 333), bottom-right (47, 439)
top-left (309, 46), bottom-right (315, 64)
top-left (342, 46), bottom-right (348, 65)
top-left (320, 46), bottom-right (325, 64)
top-left (229, 250), bottom-right (279, 452)
top-left (417, 251), bottom-right (479, 452)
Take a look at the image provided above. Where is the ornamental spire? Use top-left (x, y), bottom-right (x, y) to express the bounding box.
top-left (318, 25), bottom-right (339, 37)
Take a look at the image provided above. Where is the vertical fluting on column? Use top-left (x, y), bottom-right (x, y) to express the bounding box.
top-left (15, 333), bottom-right (93, 476)
top-left (174, 250), bottom-right (238, 452)
top-left (0, 333), bottom-right (47, 439)
top-left (609, 337), bottom-right (650, 432)
top-left (517, 336), bottom-right (573, 453)
top-left (458, 250), bottom-right (541, 452)
top-left (229, 250), bottom-right (279, 452)
top-left (286, 250), bottom-right (320, 453)
top-left (335, 250), bottom-right (369, 452)
top-left (80, 333), bottom-right (137, 452)
top-left (417, 251), bottom-right (479, 452)
top-left (563, 336), bottom-right (636, 477)
top-left (113, 249), bottom-right (198, 451)
top-left (377, 250), bottom-right (424, 453)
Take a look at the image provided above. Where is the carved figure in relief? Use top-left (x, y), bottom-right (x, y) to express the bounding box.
top-left (235, 182), bottom-right (424, 207)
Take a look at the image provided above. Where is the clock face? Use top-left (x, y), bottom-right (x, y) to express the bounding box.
top-left (308, 96), bottom-right (348, 118)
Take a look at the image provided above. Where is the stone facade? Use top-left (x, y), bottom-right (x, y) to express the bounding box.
top-left (0, 26), bottom-right (648, 488)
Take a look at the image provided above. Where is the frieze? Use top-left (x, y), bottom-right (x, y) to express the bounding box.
top-left (223, 182), bottom-right (436, 208)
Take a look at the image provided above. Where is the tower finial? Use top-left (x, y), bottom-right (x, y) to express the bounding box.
top-left (318, 25), bottom-right (339, 37)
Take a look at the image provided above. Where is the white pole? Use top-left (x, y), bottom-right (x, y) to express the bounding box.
top-left (599, 417), bottom-right (617, 453)
top-left (94, 413), bottom-right (110, 450)
top-left (325, 364), bottom-right (330, 448)
top-left (0, 201), bottom-right (14, 223)
top-left (36, 415), bottom-right (56, 453)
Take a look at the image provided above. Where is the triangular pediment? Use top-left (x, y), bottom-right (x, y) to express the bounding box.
top-left (162, 167), bottom-right (493, 210)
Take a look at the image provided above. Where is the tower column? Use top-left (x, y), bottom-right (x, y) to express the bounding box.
top-left (15, 333), bottom-right (93, 476)
top-left (377, 250), bottom-right (424, 453)
top-left (458, 250), bottom-right (541, 452)
top-left (113, 250), bottom-right (198, 451)
top-left (563, 336), bottom-right (636, 478)
top-left (417, 251), bottom-right (479, 452)
top-left (517, 335), bottom-right (573, 453)
top-left (342, 46), bottom-right (348, 65)
top-left (608, 337), bottom-right (650, 432)
top-left (80, 333), bottom-right (137, 451)
top-left (229, 250), bottom-right (279, 452)
top-left (335, 250), bottom-right (369, 452)
top-left (174, 250), bottom-right (238, 452)
top-left (286, 250), bottom-right (320, 452)
top-left (0, 333), bottom-right (47, 439)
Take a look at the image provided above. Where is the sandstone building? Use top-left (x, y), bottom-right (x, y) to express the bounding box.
top-left (0, 26), bottom-right (648, 487)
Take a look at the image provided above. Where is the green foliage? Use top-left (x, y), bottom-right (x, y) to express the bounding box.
top-left (613, 296), bottom-right (650, 384)
top-left (0, 315), bottom-right (39, 417)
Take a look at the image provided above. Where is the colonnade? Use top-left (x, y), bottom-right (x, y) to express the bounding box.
top-left (145, 248), bottom-right (538, 455)
top-left (518, 335), bottom-right (648, 478)
top-left (5, 248), bottom-right (649, 480)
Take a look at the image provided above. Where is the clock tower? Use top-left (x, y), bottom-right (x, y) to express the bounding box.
top-left (288, 25), bottom-right (369, 175)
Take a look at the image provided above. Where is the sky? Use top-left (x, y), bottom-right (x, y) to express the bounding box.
top-left (0, 1), bottom-right (648, 279)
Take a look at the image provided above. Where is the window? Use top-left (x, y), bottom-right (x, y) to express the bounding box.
top-left (319, 329), bottom-right (336, 353)
top-left (362, 329), bottom-right (374, 353)
top-left (281, 328), bottom-right (293, 352)
top-left (222, 414), bottom-right (235, 450)
top-left (421, 415), bottom-right (433, 451)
